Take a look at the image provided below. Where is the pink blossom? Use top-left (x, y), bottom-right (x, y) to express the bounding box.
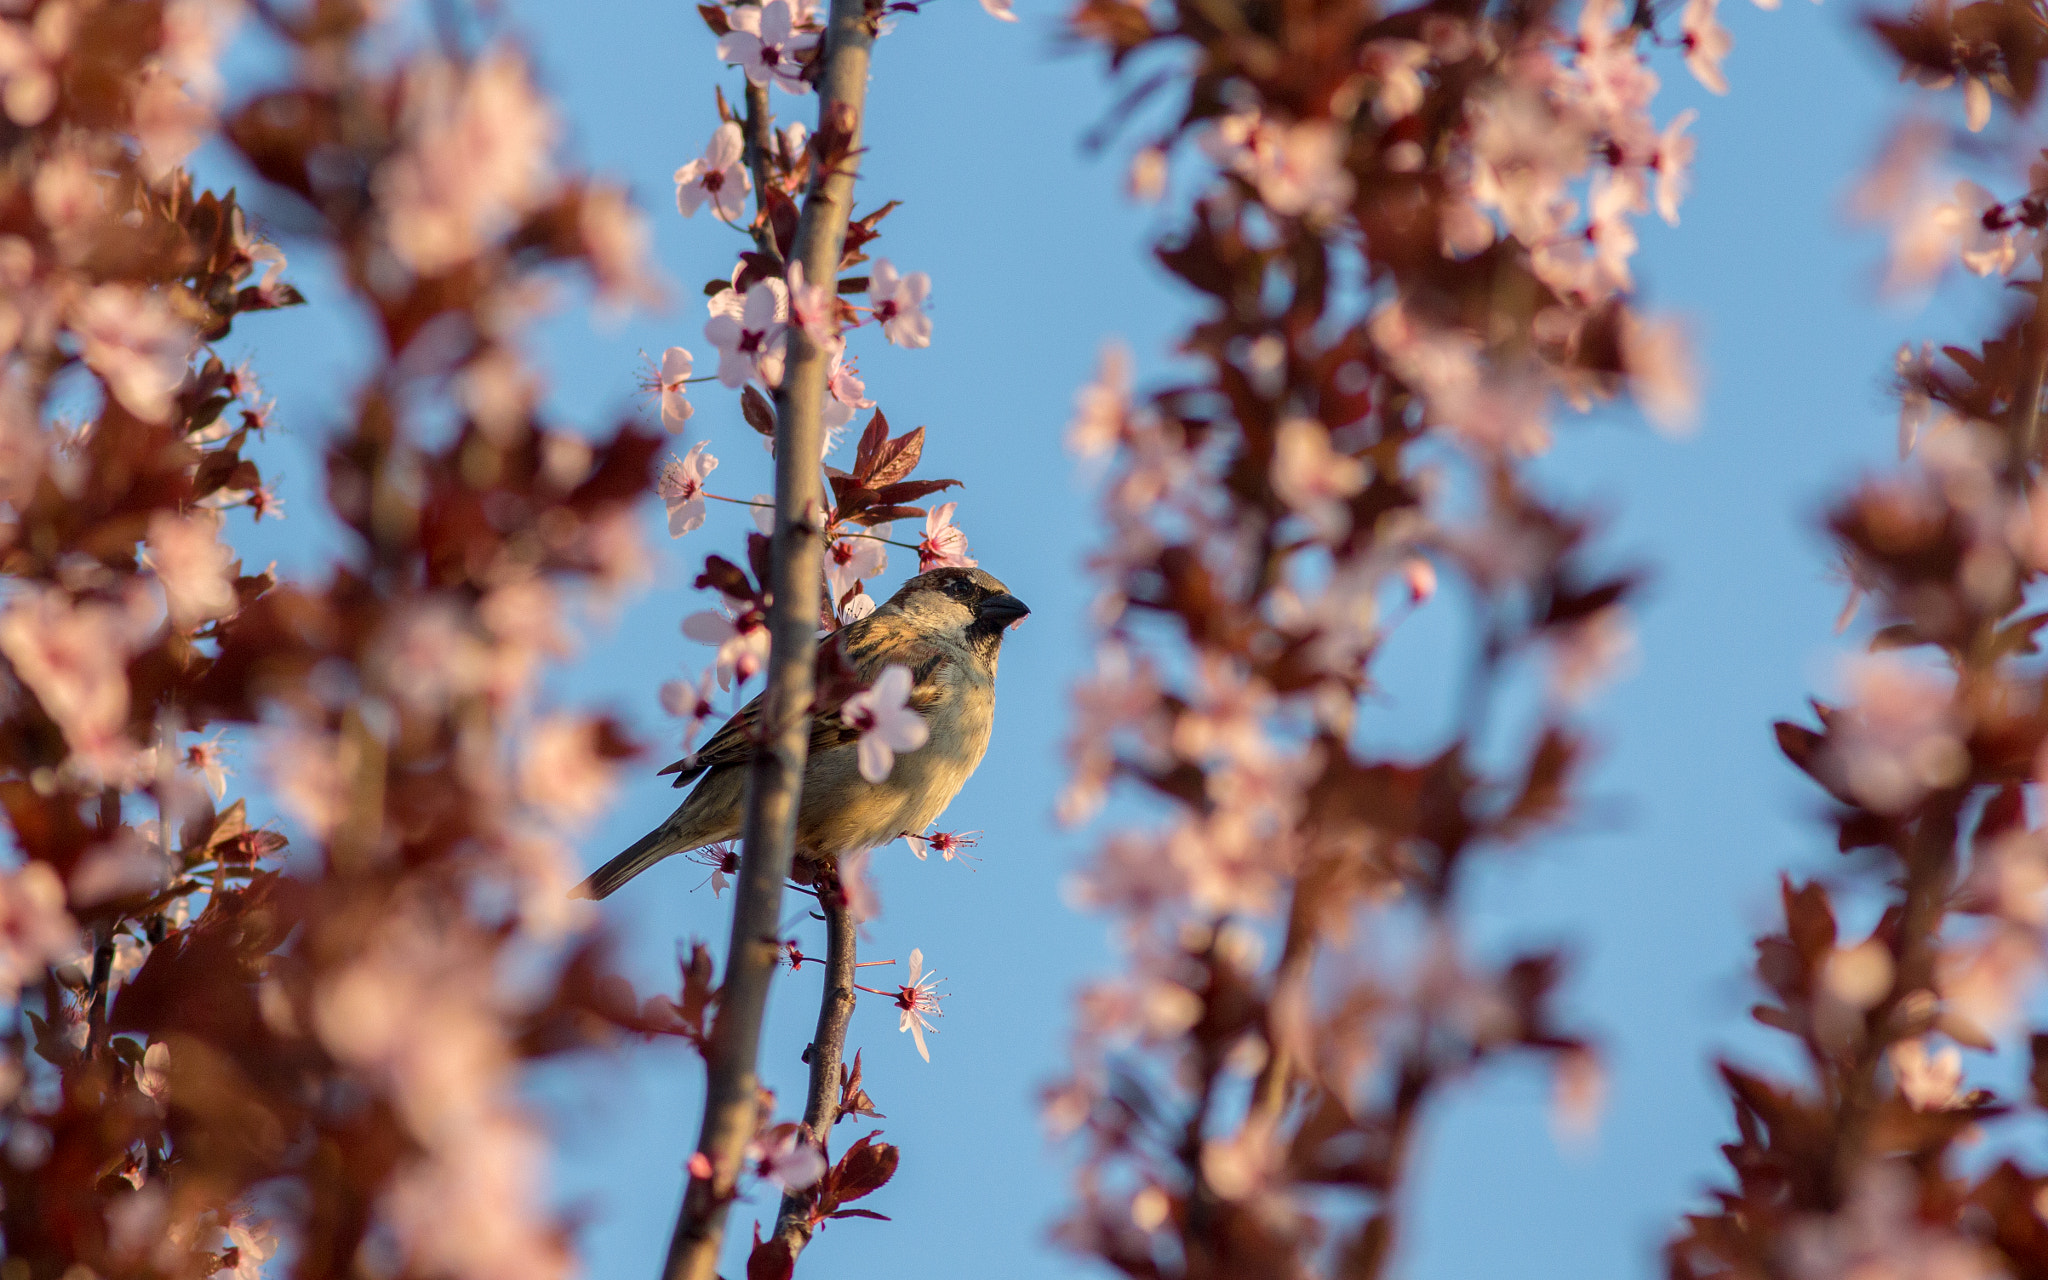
top-left (1785, 1166), bottom-right (1998, 1280)
top-left (0, 586), bottom-right (142, 771)
top-left (1945, 181), bottom-right (2032, 277)
top-left (1680, 0), bottom-right (1732, 94)
top-left (891, 947), bottom-right (945, 1061)
top-left (842, 665), bottom-right (929, 782)
top-left (1821, 656), bottom-right (1968, 814)
top-left (1651, 110), bottom-right (1697, 226)
top-left (704, 279), bottom-right (788, 388)
top-left (1937, 929), bottom-right (2036, 1043)
top-left (1889, 1038), bottom-right (1964, 1111)
top-left (1964, 76), bottom-right (1992, 133)
top-left (131, 65), bottom-right (210, 184)
top-left (1622, 312), bottom-right (1697, 432)
top-left (837, 592), bottom-right (875, 624)
top-left (264, 726), bottom-right (348, 841)
top-left (674, 121), bottom-right (752, 221)
top-left (839, 845), bottom-right (880, 922)
top-left (1270, 418), bottom-right (1366, 541)
top-left (786, 260), bottom-right (837, 349)
top-left (185, 731), bottom-right (231, 800)
top-left (1546, 606), bottom-right (1636, 705)
top-left (917, 502), bottom-right (976, 570)
top-left (717, 0), bottom-right (817, 95)
top-left (903, 828), bottom-right (979, 862)
top-left (686, 843), bottom-right (739, 896)
top-left (979, 0), bottom-right (1018, 19)
top-left (1360, 40), bottom-right (1429, 121)
top-left (135, 1041), bottom-right (170, 1106)
top-left (748, 1123), bottom-right (827, 1190)
top-left (868, 258), bottom-right (932, 348)
top-left (0, 863), bottom-right (78, 1003)
top-left (1203, 113), bottom-right (1355, 219)
top-left (1068, 343), bottom-right (1130, 458)
top-left (246, 242), bottom-right (288, 305)
top-left (658, 347), bottom-right (695, 433)
top-left (823, 350), bottom-right (873, 445)
top-left (376, 48), bottom-right (556, 276)
top-left (372, 600), bottom-right (490, 712)
top-left (72, 284), bottom-right (195, 422)
top-left (580, 183), bottom-right (660, 313)
top-left (0, 2), bottom-right (72, 127)
top-left (683, 604), bottom-right (770, 690)
top-left (33, 148), bottom-right (99, 248)
top-left (1127, 145), bottom-right (1168, 201)
top-left (1404, 557), bottom-right (1437, 604)
top-left (144, 511), bottom-right (238, 629)
top-left (658, 441), bottom-right (718, 536)
top-left (225, 1219), bottom-right (278, 1280)
top-left (825, 530), bottom-right (887, 603)
top-left (660, 668), bottom-right (719, 758)
top-left (519, 716), bottom-right (615, 825)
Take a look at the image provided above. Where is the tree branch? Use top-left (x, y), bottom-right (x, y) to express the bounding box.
top-left (660, 1), bottom-right (876, 1275)
top-left (771, 886), bottom-right (857, 1256)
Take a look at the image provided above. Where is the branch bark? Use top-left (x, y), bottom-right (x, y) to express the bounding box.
top-left (660, 2), bottom-right (876, 1276)
top-left (771, 887), bottom-right (857, 1256)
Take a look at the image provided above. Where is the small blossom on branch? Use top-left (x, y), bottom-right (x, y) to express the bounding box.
top-left (705, 279), bottom-right (789, 388)
top-left (185, 730), bottom-right (231, 800)
top-left (135, 1042), bottom-right (170, 1107)
top-left (787, 260), bottom-right (838, 350)
top-left (868, 258), bottom-right (932, 348)
top-left (1889, 1038), bottom-right (1965, 1111)
top-left (657, 347), bottom-right (696, 433)
top-left (686, 844), bottom-right (739, 897)
top-left (1068, 343), bottom-right (1130, 458)
top-left (717, 0), bottom-right (817, 95)
top-left (674, 121), bottom-right (751, 221)
top-left (659, 668), bottom-right (719, 756)
top-left (1680, 0), bottom-right (1733, 94)
top-left (823, 350), bottom-right (873, 444)
top-left (877, 947), bottom-right (945, 1062)
top-left (825, 530), bottom-right (887, 603)
top-left (144, 511), bottom-right (238, 629)
top-left (842, 665), bottom-right (929, 783)
top-left (917, 502), bottom-right (975, 570)
top-left (658, 441), bottom-right (718, 536)
top-left (0, 862), bottom-right (78, 1003)
top-left (1270, 418), bottom-right (1366, 541)
top-left (683, 601), bottom-right (771, 691)
top-left (748, 1123), bottom-right (827, 1191)
top-left (224, 1219), bottom-right (278, 1280)
top-left (902, 828), bottom-right (979, 862)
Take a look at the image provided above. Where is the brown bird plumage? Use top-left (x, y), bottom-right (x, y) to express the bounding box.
top-left (573, 567), bottom-right (1028, 900)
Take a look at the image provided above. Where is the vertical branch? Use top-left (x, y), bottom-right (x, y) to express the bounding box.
top-left (2011, 254), bottom-right (2048, 478)
top-left (742, 80), bottom-right (777, 257)
top-left (771, 888), bottom-right (857, 1256)
top-left (662, 2), bottom-right (875, 1276)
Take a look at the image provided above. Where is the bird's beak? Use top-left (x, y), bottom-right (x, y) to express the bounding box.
top-left (977, 592), bottom-right (1031, 629)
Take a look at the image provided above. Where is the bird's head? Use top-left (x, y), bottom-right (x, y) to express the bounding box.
top-left (879, 567), bottom-right (1029, 656)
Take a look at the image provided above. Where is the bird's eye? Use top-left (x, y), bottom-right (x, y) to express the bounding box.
top-left (945, 578), bottom-right (973, 599)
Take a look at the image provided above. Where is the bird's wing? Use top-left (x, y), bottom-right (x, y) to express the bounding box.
top-left (657, 616), bottom-right (951, 787)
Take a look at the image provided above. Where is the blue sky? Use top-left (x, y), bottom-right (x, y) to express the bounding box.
top-left (190, 0), bottom-right (2013, 1274)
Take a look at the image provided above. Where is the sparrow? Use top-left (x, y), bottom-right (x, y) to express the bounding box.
top-left (574, 567), bottom-right (1029, 900)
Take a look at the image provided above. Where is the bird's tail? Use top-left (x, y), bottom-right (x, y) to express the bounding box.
top-left (572, 824), bottom-right (688, 900)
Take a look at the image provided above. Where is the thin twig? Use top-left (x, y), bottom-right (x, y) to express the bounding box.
top-left (661, 0), bottom-right (877, 1275)
top-left (704, 493), bottom-right (925, 552)
top-left (771, 885), bottom-right (857, 1256)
